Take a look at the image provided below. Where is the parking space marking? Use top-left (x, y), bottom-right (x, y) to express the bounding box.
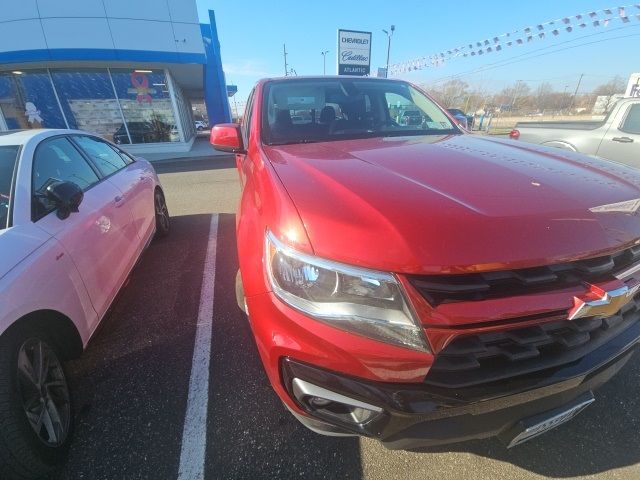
top-left (177, 214), bottom-right (219, 480)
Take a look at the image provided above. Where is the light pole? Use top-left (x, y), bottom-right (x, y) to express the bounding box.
top-left (382, 25), bottom-right (395, 78)
top-left (321, 50), bottom-right (329, 75)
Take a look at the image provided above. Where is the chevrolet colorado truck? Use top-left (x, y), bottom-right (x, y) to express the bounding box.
top-left (211, 76), bottom-right (640, 449)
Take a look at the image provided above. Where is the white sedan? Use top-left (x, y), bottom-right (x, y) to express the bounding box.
top-left (0, 129), bottom-right (169, 479)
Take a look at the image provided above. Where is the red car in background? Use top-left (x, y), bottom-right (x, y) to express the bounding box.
top-left (211, 76), bottom-right (640, 449)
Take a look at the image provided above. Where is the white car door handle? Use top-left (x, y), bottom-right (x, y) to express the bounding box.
top-left (612, 137), bottom-right (634, 143)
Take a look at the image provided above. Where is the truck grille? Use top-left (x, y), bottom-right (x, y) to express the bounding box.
top-left (424, 293), bottom-right (640, 389)
top-left (408, 245), bottom-right (640, 306)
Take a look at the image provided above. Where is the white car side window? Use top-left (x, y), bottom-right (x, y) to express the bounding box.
top-left (32, 137), bottom-right (100, 221)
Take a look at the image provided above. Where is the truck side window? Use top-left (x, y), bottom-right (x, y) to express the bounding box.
top-left (620, 104), bottom-right (640, 134)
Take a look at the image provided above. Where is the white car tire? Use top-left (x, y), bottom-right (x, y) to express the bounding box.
top-left (0, 325), bottom-right (73, 480)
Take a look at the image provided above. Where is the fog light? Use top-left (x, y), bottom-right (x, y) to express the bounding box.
top-left (292, 378), bottom-right (382, 426)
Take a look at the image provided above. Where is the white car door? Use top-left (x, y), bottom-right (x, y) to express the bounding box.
top-left (596, 102), bottom-right (640, 169)
top-left (71, 135), bottom-right (156, 246)
top-left (31, 136), bottom-right (138, 321)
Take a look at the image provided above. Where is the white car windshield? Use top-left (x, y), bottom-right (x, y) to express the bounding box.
top-left (0, 145), bottom-right (19, 230)
top-left (262, 78), bottom-right (459, 145)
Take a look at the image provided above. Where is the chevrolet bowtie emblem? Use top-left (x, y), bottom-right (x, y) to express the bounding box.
top-left (568, 283), bottom-right (640, 320)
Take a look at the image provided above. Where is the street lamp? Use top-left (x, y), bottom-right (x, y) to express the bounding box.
top-left (321, 50), bottom-right (329, 75)
top-left (382, 25), bottom-right (395, 78)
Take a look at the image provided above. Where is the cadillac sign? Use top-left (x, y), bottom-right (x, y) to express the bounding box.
top-left (337, 29), bottom-right (372, 76)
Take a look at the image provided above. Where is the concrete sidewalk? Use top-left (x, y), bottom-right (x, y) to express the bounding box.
top-left (144, 136), bottom-right (229, 162)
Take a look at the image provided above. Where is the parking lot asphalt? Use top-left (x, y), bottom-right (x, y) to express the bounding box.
top-left (60, 155), bottom-right (640, 480)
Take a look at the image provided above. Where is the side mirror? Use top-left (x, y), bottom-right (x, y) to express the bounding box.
top-left (46, 181), bottom-right (83, 220)
top-left (210, 123), bottom-right (245, 153)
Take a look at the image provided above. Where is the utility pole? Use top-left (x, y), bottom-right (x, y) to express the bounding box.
top-left (321, 50), bottom-right (329, 75)
top-left (283, 44), bottom-right (289, 76)
top-left (382, 25), bottom-right (395, 78)
top-left (569, 73), bottom-right (584, 113)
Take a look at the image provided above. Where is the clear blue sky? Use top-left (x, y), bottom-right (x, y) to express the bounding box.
top-left (196, 0), bottom-right (639, 106)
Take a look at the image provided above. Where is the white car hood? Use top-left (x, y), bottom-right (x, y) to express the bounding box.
top-left (0, 226), bottom-right (50, 280)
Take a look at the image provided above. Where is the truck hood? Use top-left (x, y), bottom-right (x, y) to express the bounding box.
top-left (264, 134), bottom-right (640, 274)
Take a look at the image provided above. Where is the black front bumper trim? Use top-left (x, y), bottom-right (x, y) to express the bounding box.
top-left (280, 320), bottom-right (640, 448)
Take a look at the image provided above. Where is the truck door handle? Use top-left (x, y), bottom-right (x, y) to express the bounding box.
top-left (612, 137), bottom-right (634, 143)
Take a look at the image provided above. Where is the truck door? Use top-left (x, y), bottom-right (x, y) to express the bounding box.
top-left (596, 101), bottom-right (640, 170)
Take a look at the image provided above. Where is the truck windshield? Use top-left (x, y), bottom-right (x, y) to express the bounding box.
top-left (0, 145), bottom-right (19, 230)
top-left (262, 78), bottom-right (459, 145)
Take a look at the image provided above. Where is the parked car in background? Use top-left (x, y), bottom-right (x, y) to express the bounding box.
top-left (210, 76), bottom-right (640, 451)
top-left (447, 108), bottom-right (472, 129)
top-left (397, 109), bottom-right (423, 126)
top-left (113, 120), bottom-right (176, 145)
top-left (195, 120), bottom-right (208, 131)
top-left (510, 98), bottom-right (640, 169)
top-left (0, 129), bottom-right (169, 479)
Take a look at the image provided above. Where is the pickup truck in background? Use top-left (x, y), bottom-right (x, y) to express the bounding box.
top-left (510, 98), bottom-right (640, 169)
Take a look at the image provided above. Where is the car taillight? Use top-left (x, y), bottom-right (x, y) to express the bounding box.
top-left (509, 129), bottom-right (520, 140)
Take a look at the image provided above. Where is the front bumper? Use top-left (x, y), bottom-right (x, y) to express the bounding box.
top-left (280, 318), bottom-right (640, 449)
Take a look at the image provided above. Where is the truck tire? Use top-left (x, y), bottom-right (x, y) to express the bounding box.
top-left (0, 325), bottom-right (73, 480)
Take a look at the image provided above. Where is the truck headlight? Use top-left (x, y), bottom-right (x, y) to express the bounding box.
top-left (265, 231), bottom-right (429, 352)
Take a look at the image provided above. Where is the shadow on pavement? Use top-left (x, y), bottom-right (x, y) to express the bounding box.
top-left (206, 214), bottom-right (363, 480)
top-left (153, 155), bottom-right (236, 174)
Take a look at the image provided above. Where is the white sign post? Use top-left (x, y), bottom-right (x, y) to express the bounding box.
top-left (337, 29), bottom-right (372, 76)
top-left (625, 73), bottom-right (640, 97)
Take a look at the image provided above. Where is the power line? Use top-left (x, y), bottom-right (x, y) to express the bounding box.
top-left (424, 25), bottom-right (640, 85)
top-left (391, 4), bottom-right (640, 74)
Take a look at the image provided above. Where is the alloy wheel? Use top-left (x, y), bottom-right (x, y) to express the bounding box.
top-left (155, 191), bottom-right (170, 232)
top-left (16, 338), bottom-right (71, 447)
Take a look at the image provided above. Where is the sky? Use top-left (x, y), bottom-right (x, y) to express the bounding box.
top-left (196, 0), bottom-right (639, 107)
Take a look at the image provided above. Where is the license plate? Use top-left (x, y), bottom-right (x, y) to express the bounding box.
top-left (507, 393), bottom-right (595, 448)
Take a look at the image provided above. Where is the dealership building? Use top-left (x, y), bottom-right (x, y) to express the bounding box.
top-left (0, 0), bottom-right (231, 154)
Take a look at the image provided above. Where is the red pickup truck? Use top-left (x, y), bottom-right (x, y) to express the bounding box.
top-left (211, 76), bottom-right (640, 449)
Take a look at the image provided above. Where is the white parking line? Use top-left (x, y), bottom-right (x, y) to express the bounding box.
top-left (177, 214), bottom-right (219, 480)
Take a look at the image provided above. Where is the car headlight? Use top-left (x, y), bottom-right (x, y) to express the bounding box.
top-left (265, 230), bottom-right (429, 352)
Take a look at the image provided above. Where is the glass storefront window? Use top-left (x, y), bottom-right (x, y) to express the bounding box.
top-left (0, 67), bottom-right (187, 145)
top-left (0, 71), bottom-right (67, 130)
top-left (50, 69), bottom-right (124, 142)
top-left (110, 69), bottom-right (180, 144)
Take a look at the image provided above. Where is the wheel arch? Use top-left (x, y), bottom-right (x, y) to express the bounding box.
top-left (541, 140), bottom-right (578, 152)
top-left (1, 310), bottom-right (83, 360)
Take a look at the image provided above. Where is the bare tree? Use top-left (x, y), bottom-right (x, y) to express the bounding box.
top-left (495, 81), bottom-right (531, 112)
top-left (427, 79), bottom-right (469, 108)
top-left (534, 82), bottom-right (556, 113)
top-left (593, 76), bottom-right (626, 112)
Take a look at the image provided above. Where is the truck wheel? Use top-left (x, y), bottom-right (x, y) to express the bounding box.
top-left (0, 326), bottom-right (72, 480)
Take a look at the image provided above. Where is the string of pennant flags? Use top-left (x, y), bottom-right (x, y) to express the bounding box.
top-left (389, 5), bottom-right (640, 76)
